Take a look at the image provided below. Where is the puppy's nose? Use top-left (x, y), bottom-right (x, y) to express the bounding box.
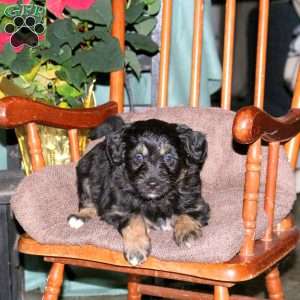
top-left (148, 178), bottom-right (159, 188)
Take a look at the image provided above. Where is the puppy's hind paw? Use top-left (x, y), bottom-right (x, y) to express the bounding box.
top-left (67, 215), bottom-right (85, 229)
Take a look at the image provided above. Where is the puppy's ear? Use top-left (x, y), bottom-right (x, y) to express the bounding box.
top-left (106, 126), bottom-right (128, 165)
top-left (90, 116), bottom-right (125, 140)
top-left (176, 124), bottom-right (207, 164)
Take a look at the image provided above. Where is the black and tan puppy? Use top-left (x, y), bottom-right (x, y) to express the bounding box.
top-left (68, 116), bottom-right (210, 266)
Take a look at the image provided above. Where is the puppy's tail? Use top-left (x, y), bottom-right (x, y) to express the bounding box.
top-left (90, 116), bottom-right (125, 140)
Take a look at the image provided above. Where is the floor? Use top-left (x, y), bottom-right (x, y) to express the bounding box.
top-left (24, 199), bottom-right (300, 300)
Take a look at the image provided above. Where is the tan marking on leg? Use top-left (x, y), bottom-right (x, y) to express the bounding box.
top-left (78, 207), bottom-right (98, 219)
top-left (174, 214), bottom-right (202, 247)
top-left (121, 215), bottom-right (151, 266)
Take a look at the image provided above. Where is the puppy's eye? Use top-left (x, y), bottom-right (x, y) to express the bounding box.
top-left (163, 153), bottom-right (175, 163)
top-left (134, 153), bottom-right (144, 162)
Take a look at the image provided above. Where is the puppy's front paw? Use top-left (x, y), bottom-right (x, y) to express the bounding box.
top-left (68, 215), bottom-right (85, 229)
top-left (68, 214), bottom-right (88, 229)
top-left (124, 237), bottom-right (151, 266)
top-left (174, 215), bottom-right (202, 248)
top-left (121, 215), bottom-right (151, 266)
top-left (67, 207), bottom-right (97, 229)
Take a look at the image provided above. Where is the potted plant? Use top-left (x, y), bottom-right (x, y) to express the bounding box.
top-left (0, 0), bottom-right (160, 173)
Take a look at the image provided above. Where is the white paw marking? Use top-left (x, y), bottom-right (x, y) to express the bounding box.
top-left (68, 216), bottom-right (84, 229)
top-left (128, 256), bottom-right (140, 266)
top-left (161, 219), bottom-right (173, 231)
top-left (185, 241), bottom-right (192, 248)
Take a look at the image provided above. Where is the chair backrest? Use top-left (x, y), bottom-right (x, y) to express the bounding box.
top-left (110, 0), bottom-right (236, 110)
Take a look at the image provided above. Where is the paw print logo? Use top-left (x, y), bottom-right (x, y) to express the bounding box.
top-left (4, 16), bottom-right (45, 48)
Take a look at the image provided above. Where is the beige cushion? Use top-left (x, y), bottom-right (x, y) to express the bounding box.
top-left (11, 107), bottom-right (296, 263)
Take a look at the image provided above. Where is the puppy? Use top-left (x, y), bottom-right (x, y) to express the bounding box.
top-left (68, 116), bottom-right (210, 266)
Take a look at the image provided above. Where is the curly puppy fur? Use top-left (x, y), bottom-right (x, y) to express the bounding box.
top-left (68, 116), bottom-right (210, 265)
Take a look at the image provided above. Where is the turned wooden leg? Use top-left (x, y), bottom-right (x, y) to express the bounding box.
top-left (266, 266), bottom-right (285, 300)
top-left (128, 275), bottom-right (142, 300)
top-left (43, 263), bottom-right (65, 300)
top-left (214, 286), bottom-right (230, 300)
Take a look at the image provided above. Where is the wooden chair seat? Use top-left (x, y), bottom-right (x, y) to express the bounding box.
top-left (18, 228), bottom-right (299, 284)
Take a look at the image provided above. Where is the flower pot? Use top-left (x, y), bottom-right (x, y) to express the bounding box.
top-left (15, 126), bottom-right (89, 175)
top-left (0, 76), bottom-right (95, 175)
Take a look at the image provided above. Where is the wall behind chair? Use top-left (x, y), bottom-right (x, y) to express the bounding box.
top-left (0, 130), bottom-right (7, 170)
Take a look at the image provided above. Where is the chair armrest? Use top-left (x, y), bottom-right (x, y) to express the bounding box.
top-left (232, 106), bottom-right (300, 144)
top-left (0, 97), bottom-right (118, 129)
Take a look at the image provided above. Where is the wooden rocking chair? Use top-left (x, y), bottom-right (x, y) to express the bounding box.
top-left (0, 0), bottom-right (300, 299)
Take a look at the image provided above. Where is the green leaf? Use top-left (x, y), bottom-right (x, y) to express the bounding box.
top-left (125, 49), bottom-right (141, 78)
top-left (82, 27), bottom-right (111, 41)
top-left (41, 44), bottom-right (72, 64)
top-left (35, 39), bottom-right (50, 51)
top-left (147, 0), bottom-right (161, 15)
top-left (10, 49), bottom-right (38, 75)
top-left (126, 33), bottom-right (158, 54)
top-left (36, 64), bottom-right (61, 81)
top-left (55, 80), bottom-right (83, 100)
top-left (71, 38), bottom-right (124, 75)
top-left (67, 0), bottom-right (112, 26)
top-left (11, 76), bottom-right (32, 90)
top-left (47, 19), bottom-right (82, 49)
top-left (21, 60), bottom-right (43, 82)
top-left (134, 17), bottom-right (156, 35)
top-left (65, 98), bottom-right (83, 108)
top-left (56, 62), bottom-right (87, 89)
top-left (0, 44), bottom-right (17, 68)
top-left (126, 2), bottom-right (144, 24)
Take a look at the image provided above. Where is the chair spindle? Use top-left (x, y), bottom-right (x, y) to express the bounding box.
top-left (157, 0), bottom-right (173, 108)
top-left (26, 122), bottom-right (46, 171)
top-left (68, 129), bottom-right (81, 163)
top-left (189, 0), bottom-right (204, 108)
top-left (254, 0), bottom-right (269, 109)
top-left (240, 139), bottom-right (262, 256)
top-left (263, 141), bottom-right (280, 241)
top-left (110, 0), bottom-right (126, 113)
top-left (241, 0), bottom-right (270, 256)
top-left (285, 69), bottom-right (300, 169)
top-left (220, 0), bottom-right (236, 110)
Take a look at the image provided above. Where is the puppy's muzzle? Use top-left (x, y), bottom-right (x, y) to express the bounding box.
top-left (143, 177), bottom-right (164, 199)
top-left (147, 178), bottom-right (159, 188)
